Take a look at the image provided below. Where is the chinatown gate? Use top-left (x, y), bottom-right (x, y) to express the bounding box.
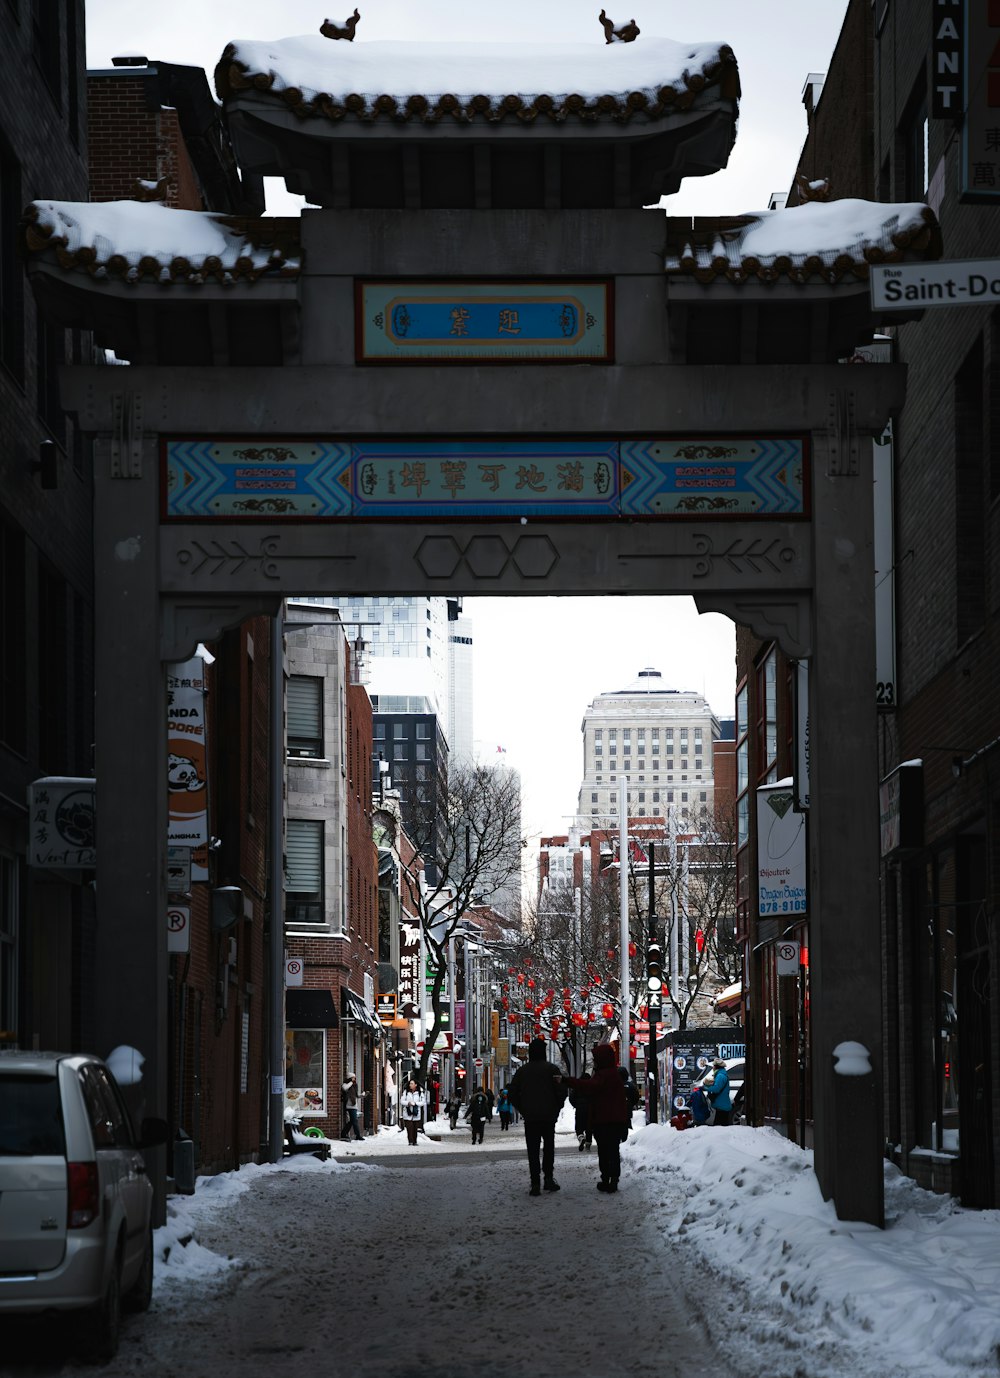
top-left (26, 28), bottom-right (940, 1227)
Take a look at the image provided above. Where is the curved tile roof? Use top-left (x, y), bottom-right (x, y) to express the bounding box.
top-left (665, 198), bottom-right (941, 285)
top-left (23, 200), bottom-right (301, 286)
top-left (214, 34), bottom-right (740, 125)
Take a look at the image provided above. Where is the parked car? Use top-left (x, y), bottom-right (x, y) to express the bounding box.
top-left (0, 1051), bottom-right (168, 1362)
top-left (694, 1057), bottom-right (746, 1122)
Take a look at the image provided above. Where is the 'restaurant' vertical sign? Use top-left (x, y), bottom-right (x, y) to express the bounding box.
top-left (166, 658), bottom-right (208, 845)
top-left (962, 0), bottom-right (1000, 201)
top-left (931, 0), bottom-right (963, 118)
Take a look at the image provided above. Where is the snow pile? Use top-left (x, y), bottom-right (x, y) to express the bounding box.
top-left (25, 199), bottom-right (299, 284)
top-left (625, 1124), bottom-right (1000, 1374)
top-left (218, 34), bottom-right (736, 117)
top-left (668, 198), bottom-right (938, 278)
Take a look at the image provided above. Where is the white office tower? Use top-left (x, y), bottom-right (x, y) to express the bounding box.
top-left (297, 596), bottom-right (451, 721)
top-left (576, 668), bottom-right (721, 827)
top-left (446, 600), bottom-right (475, 764)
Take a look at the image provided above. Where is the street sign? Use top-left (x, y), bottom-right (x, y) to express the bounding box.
top-left (166, 904), bottom-right (190, 954)
top-left (474, 1057), bottom-right (483, 1069)
top-left (870, 259), bottom-right (1000, 311)
top-left (776, 940), bottom-right (800, 976)
top-left (284, 958), bottom-right (303, 987)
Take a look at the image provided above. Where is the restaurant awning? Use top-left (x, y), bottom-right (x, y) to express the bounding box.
top-left (341, 987), bottom-right (382, 1033)
top-left (713, 981), bottom-right (743, 1012)
top-left (286, 988), bottom-right (339, 1028)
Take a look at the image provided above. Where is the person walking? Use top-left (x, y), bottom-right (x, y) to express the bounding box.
top-left (464, 1085), bottom-right (490, 1144)
top-left (507, 1037), bottom-right (566, 1196)
top-left (496, 1085), bottom-right (514, 1131)
top-left (341, 1073), bottom-right (365, 1141)
top-left (400, 1076), bottom-right (425, 1146)
top-left (705, 1058), bottom-right (733, 1126)
top-left (564, 1043), bottom-right (629, 1193)
top-left (569, 1071), bottom-right (593, 1151)
top-left (485, 1085), bottom-right (495, 1122)
top-left (444, 1088), bottom-right (463, 1131)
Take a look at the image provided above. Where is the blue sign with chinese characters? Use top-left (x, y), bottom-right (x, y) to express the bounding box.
top-left (162, 437), bottom-right (807, 520)
top-left (357, 281), bottom-right (612, 361)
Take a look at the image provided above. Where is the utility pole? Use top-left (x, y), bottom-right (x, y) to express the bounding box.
top-left (618, 775), bottom-right (629, 1065)
top-left (646, 841), bottom-right (662, 1123)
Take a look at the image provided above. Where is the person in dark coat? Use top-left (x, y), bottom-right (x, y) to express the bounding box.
top-left (569, 1072), bottom-right (593, 1151)
top-left (444, 1088), bottom-right (463, 1131)
top-left (507, 1037), bottom-right (566, 1195)
top-left (564, 1043), bottom-right (629, 1192)
top-left (464, 1085), bottom-right (490, 1143)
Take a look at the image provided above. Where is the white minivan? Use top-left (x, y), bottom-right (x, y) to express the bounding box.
top-left (0, 1051), bottom-right (167, 1362)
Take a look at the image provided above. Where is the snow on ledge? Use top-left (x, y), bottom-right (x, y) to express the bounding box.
top-left (215, 34), bottom-right (739, 124)
top-left (24, 199), bottom-right (301, 285)
top-left (666, 198), bottom-right (940, 284)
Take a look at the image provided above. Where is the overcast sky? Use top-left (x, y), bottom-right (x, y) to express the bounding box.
top-left (85, 1), bottom-right (849, 845)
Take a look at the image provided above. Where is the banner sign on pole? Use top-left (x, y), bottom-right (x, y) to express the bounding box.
top-left (167, 658), bottom-right (208, 846)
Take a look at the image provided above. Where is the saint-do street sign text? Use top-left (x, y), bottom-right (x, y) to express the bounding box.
top-left (871, 259), bottom-right (1000, 310)
top-left (163, 437), bottom-right (807, 521)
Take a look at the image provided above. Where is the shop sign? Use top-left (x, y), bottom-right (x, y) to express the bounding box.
top-left (167, 657), bottom-right (208, 846)
top-left (962, 0), bottom-right (1000, 201)
top-left (27, 777), bottom-right (96, 868)
top-left (931, 0), bottom-right (963, 118)
top-left (756, 782), bottom-right (807, 917)
top-left (879, 761), bottom-right (924, 856)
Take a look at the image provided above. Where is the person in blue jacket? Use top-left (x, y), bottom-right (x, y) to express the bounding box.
top-left (705, 1058), bottom-right (733, 1126)
top-left (687, 1083), bottom-right (711, 1126)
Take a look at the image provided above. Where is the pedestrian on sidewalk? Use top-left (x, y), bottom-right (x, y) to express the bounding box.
top-left (464, 1085), bottom-right (490, 1144)
top-left (569, 1072), bottom-right (593, 1151)
top-left (564, 1043), bottom-right (629, 1193)
top-left (341, 1073), bottom-right (365, 1141)
top-left (444, 1088), bottom-right (463, 1131)
top-left (400, 1076), bottom-right (426, 1146)
top-left (705, 1058), bottom-right (733, 1126)
top-left (507, 1037), bottom-right (566, 1196)
top-left (496, 1085), bottom-right (513, 1131)
top-left (485, 1085), bottom-right (495, 1122)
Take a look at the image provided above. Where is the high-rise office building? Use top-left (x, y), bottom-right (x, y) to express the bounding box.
top-left (576, 668), bottom-right (721, 827)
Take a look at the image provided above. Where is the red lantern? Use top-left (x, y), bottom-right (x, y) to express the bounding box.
top-left (562, 999), bottom-right (572, 1011)
top-left (601, 1002), bottom-right (614, 1020)
top-left (572, 1012), bottom-right (586, 1027)
top-left (547, 988), bottom-right (555, 998)
top-left (550, 1031), bottom-right (560, 1041)
top-left (592, 974), bottom-right (602, 985)
top-left (628, 941), bottom-right (637, 958)
top-left (516, 972), bottom-right (525, 985)
top-left (606, 948), bottom-right (615, 960)
top-left (527, 978), bottom-right (535, 989)
top-left (501, 997), bottom-right (509, 1010)
top-left (525, 999), bottom-right (534, 1012)
top-left (695, 929), bottom-right (705, 953)
top-left (587, 1012), bottom-right (596, 1023)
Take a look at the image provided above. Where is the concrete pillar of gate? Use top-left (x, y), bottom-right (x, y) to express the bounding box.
top-left (92, 429), bottom-right (169, 1224)
top-left (808, 408), bottom-right (884, 1227)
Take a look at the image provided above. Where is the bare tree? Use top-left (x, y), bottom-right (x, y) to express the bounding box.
top-left (400, 761), bottom-right (523, 1086)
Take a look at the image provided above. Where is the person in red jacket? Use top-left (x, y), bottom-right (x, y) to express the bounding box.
top-left (564, 1043), bottom-right (630, 1193)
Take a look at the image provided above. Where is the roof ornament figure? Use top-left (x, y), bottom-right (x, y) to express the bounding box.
top-left (320, 9), bottom-right (360, 41)
top-left (131, 176), bottom-right (168, 203)
top-left (794, 172), bottom-right (832, 203)
top-left (599, 10), bottom-right (640, 43)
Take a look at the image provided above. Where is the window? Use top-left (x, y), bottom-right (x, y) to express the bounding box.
top-left (591, 792), bottom-right (598, 803)
top-left (638, 758), bottom-right (645, 769)
top-left (393, 722), bottom-right (405, 739)
top-left (0, 517), bottom-right (26, 753)
top-left (285, 818), bottom-right (324, 925)
top-left (638, 792), bottom-right (645, 803)
top-left (623, 758), bottom-right (631, 770)
top-left (288, 675), bottom-right (324, 758)
top-left (667, 791), bottom-right (674, 803)
top-left (665, 729), bottom-right (672, 740)
top-left (594, 729), bottom-right (603, 741)
top-left (653, 791), bottom-right (660, 803)
top-left (610, 792), bottom-right (617, 804)
top-left (695, 742), bottom-right (703, 755)
top-left (0, 143), bottom-right (24, 381)
top-left (284, 1029), bottom-right (326, 1116)
top-left (902, 85), bottom-right (929, 201)
top-left (610, 741), bottom-right (617, 754)
top-left (955, 333), bottom-right (986, 645)
top-left (594, 744), bottom-right (602, 755)
top-left (681, 792), bottom-right (688, 803)
top-left (393, 744), bottom-right (408, 761)
top-left (694, 727), bottom-right (702, 741)
top-left (415, 743), bottom-right (429, 760)
top-left (652, 758), bottom-right (659, 769)
top-left (681, 759), bottom-right (688, 770)
top-left (756, 651), bottom-right (778, 781)
top-left (373, 721), bottom-right (386, 740)
top-left (32, 0), bottom-right (61, 104)
top-left (416, 722), bottom-right (429, 739)
top-left (667, 742), bottom-right (674, 754)
top-left (623, 729), bottom-right (631, 743)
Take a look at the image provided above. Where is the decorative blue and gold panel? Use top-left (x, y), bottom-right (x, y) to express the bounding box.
top-left (163, 437), bottom-right (807, 520)
top-left (351, 441), bottom-right (619, 517)
top-left (164, 440), bottom-right (352, 519)
top-left (356, 281), bottom-right (612, 362)
top-left (620, 438), bottom-right (807, 517)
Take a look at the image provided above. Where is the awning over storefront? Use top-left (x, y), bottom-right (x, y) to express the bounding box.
top-left (286, 988), bottom-right (339, 1028)
top-left (713, 981), bottom-right (743, 1012)
top-left (341, 987), bottom-right (382, 1033)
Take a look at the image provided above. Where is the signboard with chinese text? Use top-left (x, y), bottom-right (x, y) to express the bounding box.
top-left (27, 777), bottom-right (95, 869)
top-left (397, 920), bottom-right (421, 1019)
top-left (356, 281), bottom-right (612, 362)
top-left (163, 436), bottom-right (808, 521)
top-left (962, 0), bottom-right (1000, 202)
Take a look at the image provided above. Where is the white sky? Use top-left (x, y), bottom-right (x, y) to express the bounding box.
top-left (152, 1118), bottom-right (1000, 1378)
top-left (84, 1), bottom-right (850, 844)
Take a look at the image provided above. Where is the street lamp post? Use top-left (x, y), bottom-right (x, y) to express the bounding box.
top-left (646, 842), bottom-right (662, 1124)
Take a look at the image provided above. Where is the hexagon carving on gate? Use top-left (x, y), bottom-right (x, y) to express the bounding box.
top-left (511, 535), bottom-right (558, 579)
top-left (415, 535), bottom-right (464, 579)
top-left (463, 535), bottom-right (511, 578)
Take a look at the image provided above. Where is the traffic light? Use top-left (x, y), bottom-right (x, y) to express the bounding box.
top-left (647, 938), bottom-right (663, 1020)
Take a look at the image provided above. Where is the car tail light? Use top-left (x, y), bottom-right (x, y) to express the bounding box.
top-left (67, 1162), bottom-right (100, 1228)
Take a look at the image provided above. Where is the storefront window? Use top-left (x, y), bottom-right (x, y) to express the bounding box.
top-left (285, 1028), bottom-right (326, 1116)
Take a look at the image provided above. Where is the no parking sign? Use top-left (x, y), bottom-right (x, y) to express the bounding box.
top-left (167, 905), bottom-right (190, 954)
top-left (776, 940), bottom-right (800, 976)
top-left (285, 958), bottom-right (304, 987)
